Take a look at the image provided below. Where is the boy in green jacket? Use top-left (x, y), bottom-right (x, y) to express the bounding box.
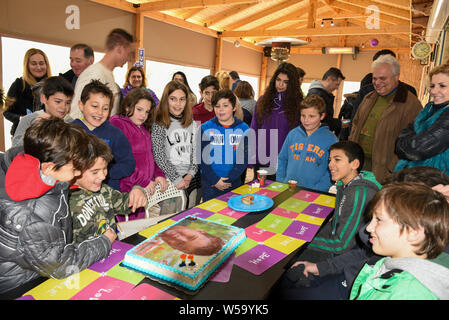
top-left (69, 134), bottom-right (149, 243)
top-left (294, 141), bottom-right (382, 263)
top-left (350, 182), bottom-right (449, 300)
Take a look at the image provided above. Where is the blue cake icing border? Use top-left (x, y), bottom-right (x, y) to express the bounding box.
top-left (122, 215), bottom-right (246, 290)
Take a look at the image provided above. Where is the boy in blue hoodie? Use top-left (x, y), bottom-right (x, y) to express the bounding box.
top-left (200, 89), bottom-right (249, 201)
top-left (276, 94), bottom-right (337, 192)
top-left (73, 79), bottom-right (135, 191)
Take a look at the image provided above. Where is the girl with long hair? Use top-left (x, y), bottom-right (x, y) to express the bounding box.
top-left (249, 62), bottom-right (302, 178)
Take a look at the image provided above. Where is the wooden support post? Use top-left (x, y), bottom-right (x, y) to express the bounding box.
top-left (259, 55), bottom-right (268, 98)
top-left (334, 19), bottom-right (347, 119)
top-left (308, 0), bottom-right (317, 28)
top-left (214, 34), bottom-right (223, 75)
top-left (132, 12), bottom-right (145, 69)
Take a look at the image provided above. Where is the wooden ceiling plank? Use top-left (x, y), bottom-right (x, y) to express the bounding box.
top-left (330, 1), bottom-right (409, 25)
top-left (222, 23), bottom-right (410, 37)
top-left (89, 0), bottom-right (136, 13)
top-left (224, 0), bottom-right (303, 30)
top-left (139, 0), bottom-right (260, 12)
top-left (254, 2), bottom-right (318, 30)
top-left (145, 11), bottom-right (218, 37)
top-left (204, 3), bottom-right (259, 27)
top-left (337, 0), bottom-right (410, 20)
top-left (371, 0), bottom-right (411, 10)
top-left (320, 0), bottom-right (340, 14)
top-left (182, 7), bottom-right (207, 20)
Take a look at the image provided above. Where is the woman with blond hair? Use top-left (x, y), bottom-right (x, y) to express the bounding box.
top-left (395, 63), bottom-right (449, 175)
top-left (3, 48), bottom-right (51, 136)
top-left (215, 71), bottom-right (244, 121)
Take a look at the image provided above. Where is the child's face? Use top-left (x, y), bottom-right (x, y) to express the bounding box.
top-left (328, 149), bottom-right (359, 185)
top-left (168, 89), bottom-right (187, 117)
top-left (160, 225), bottom-right (216, 255)
top-left (300, 107), bottom-right (325, 135)
top-left (45, 161), bottom-right (81, 183)
top-left (366, 201), bottom-right (411, 258)
top-left (41, 93), bottom-right (72, 119)
top-left (214, 98), bottom-right (235, 125)
top-left (275, 72), bottom-right (289, 93)
top-left (201, 85), bottom-right (217, 108)
top-left (78, 93), bottom-right (110, 130)
top-left (75, 157), bottom-right (108, 192)
top-left (128, 98), bottom-right (151, 126)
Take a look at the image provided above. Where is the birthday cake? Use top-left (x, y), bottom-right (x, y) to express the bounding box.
top-left (122, 216), bottom-right (246, 291)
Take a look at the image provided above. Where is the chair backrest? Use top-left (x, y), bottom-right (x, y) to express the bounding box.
top-left (124, 180), bottom-right (186, 221)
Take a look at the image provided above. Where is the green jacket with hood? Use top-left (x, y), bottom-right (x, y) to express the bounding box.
top-left (308, 170), bottom-right (382, 255)
top-left (350, 253), bottom-right (449, 300)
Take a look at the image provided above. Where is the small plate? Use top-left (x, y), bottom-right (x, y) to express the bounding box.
top-left (227, 194), bottom-right (274, 213)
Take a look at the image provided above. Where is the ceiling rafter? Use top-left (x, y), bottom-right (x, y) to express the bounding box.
top-left (336, 0), bottom-right (410, 20)
top-left (223, 0), bottom-right (303, 30)
top-left (203, 2), bottom-right (259, 27)
top-left (221, 23), bottom-right (410, 38)
top-left (138, 0), bottom-right (261, 12)
top-left (330, 0), bottom-right (409, 25)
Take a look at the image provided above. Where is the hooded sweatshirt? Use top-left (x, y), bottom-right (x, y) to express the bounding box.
top-left (308, 171), bottom-right (381, 255)
top-left (350, 254), bottom-right (449, 300)
top-left (276, 124), bottom-right (338, 192)
top-left (200, 116), bottom-right (249, 200)
top-left (0, 148), bottom-right (111, 295)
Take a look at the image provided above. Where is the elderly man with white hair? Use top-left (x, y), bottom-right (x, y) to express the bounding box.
top-left (349, 54), bottom-right (422, 184)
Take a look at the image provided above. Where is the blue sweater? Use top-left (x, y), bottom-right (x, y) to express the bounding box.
top-left (73, 119), bottom-right (135, 191)
top-left (276, 124), bottom-right (337, 192)
top-left (200, 117), bottom-right (249, 200)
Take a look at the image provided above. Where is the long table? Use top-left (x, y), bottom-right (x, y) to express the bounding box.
top-left (9, 181), bottom-right (335, 300)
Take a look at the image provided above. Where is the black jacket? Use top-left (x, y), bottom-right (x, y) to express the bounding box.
top-left (4, 78), bottom-right (43, 136)
top-left (0, 147), bottom-right (111, 295)
top-left (395, 101), bottom-right (449, 162)
top-left (307, 81), bottom-right (341, 135)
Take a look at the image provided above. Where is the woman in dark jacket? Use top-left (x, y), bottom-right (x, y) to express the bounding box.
top-left (395, 63), bottom-right (449, 175)
top-left (3, 48), bottom-right (51, 136)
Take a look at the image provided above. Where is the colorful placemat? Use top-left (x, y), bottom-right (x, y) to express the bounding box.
top-left (233, 188), bottom-right (335, 275)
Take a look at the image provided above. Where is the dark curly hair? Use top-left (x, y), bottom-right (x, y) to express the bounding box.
top-left (256, 62), bottom-right (302, 129)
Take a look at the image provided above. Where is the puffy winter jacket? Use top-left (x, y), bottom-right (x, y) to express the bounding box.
top-left (0, 147), bottom-right (112, 295)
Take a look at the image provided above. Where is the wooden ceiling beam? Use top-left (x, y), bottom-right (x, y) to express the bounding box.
top-left (204, 3), bottom-right (259, 27)
top-left (330, 1), bottom-right (409, 25)
top-left (308, 0), bottom-right (318, 28)
top-left (320, 0), bottom-right (341, 14)
top-left (223, 0), bottom-right (303, 30)
top-left (253, 2), bottom-right (318, 30)
top-left (182, 7), bottom-right (207, 20)
top-left (350, 18), bottom-right (410, 42)
top-left (145, 11), bottom-right (218, 37)
top-left (371, 0), bottom-right (411, 10)
top-left (138, 0), bottom-right (261, 12)
top-left (222, 23), bottom-right (410, 37)
top-left (89, 0), bottom-right (136, 13)
top-left (337, 0), bottom-right (410, 20)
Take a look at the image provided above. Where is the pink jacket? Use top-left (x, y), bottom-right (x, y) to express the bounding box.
top-left (109, 115), bottom-right (165, 193)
